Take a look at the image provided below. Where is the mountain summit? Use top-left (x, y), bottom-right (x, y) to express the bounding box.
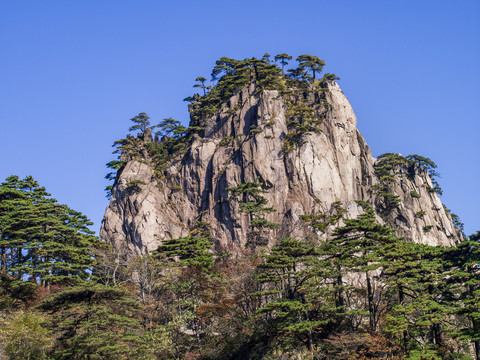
top-left (100, 56), bottom-right (460, 257)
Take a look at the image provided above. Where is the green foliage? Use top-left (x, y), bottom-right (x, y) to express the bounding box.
top-left (411, 190), bottom-right (421, 198)
top-left (406, 154), bottom-right (438, 176)
top-left (0, 273), bottom-right (38, 310)
top-left (374, 153), bottom-right (410, 183)
top-left (0, 310), bottom-right (54, 359)
top-left (227, 181), bottom-right (278, 247)
top-left (373, 153), bottom-right (411, 211)
top-left (125, 179), bottom-right (146, 193)
top-left (372, 185), bottom-right (401, 209)
top-left (248, 128), bottom-right (263, 135)
top-left (39, 283), bottom-right (142, 359)
top-left (329, 200), bottom-right (401, 331)
top-left (444, 205), bottom-right (465, 232)
top-left (253, 238), bottom-right (333, 352)
top-left (323, 72), bottom-right (340, 80)
top-left (112, 134), bottom-right (142, 158)
top-left (416, 210), bottom-right (427, 218)
top-left (128, 112), bottom-right (151, 134)
top-left (295, 54), bottom-right (326, 80)
top-left (107, 112), bottom-right (193, 192)
top-left (155, 117), bottom-right (187, 139)
top-left (193, 76), bottom-right (208, 95)
top-left (188, 56), bottom-right (285, 129)
top-left (157, 222), bottom-right (214, 271)
top-left (0, 175), bottom-right (100, 287)
top-left (374, 152), bottom-right (443, 199)
top-left (135, 324), bottom-right (176, 359)
top-left (3, 53), bottom-right (476, 359)
top-left (406, 154), bottom-right (443, 196)
top-left (470, 231), bottom-right (480, 241)
top-left (281, 95), bottom-right (326, 154)
top-left (300, 201), bottom-right (346, 233)
top-left (218, 136), bottom-right (234, 147)
top-left (443, 239), bottom-right (480, 359)
top-left (105, 160), bottom-right (127, 192)
top-left (104, 184), bottom-right (114, 199)
top-left (274, 53), bottom-right (292, 74)
top-left (106, 160), bottom-right (127, 170)
top-left (381, 242), bottom-right (455, 356)
top-left (423, 225), bottom-right (433, 232)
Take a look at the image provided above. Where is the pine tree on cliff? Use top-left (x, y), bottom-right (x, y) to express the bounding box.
top-left (296, 54), bottom-right (325, 80)
top-left (155, 117), bottom-right (186, 139)
top-left (227, 181), bottom-right (279, 248)
top-left (128, 112), bottom-right (151, 134)
top-left (274, 53), bottom-right (292, 75)
top-left (193, 76), bottom-right (207, 95)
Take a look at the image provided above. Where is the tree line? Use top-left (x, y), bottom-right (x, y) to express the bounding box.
top-left (1, 173), bottom-right (479, 359)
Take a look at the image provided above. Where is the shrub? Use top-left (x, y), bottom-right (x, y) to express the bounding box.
top-left (410, 190), bottom-right (421, 198)
top-left (415, 210), bottom-right (426, 218)
top-left (423, 225), bottom-right (433, 233)
top-left (219, 136), bottom-right (234, 147)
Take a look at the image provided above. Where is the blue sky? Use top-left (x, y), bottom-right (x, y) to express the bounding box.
top-left (1, 1), bottom-right (479, 235)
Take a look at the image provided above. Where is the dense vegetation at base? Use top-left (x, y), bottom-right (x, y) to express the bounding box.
top-left (1, 174), bottom-right (479, 359)
top-left (1, 55), bottom-right (478, 359)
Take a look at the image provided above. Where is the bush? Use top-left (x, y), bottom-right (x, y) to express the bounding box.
top-left (410, 190), bottom-right (421, 198)
top-left (0, 310), bottom-right (54, 359)
top-left (415, 210), bottom-right (426, 218)
top-left (219, 136), bottom-right (234, 147)
top-left (423, 225), bottom-right (433, 233)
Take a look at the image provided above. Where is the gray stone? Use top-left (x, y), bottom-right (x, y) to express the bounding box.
top-left (100, 81), bottom-right (460, 257)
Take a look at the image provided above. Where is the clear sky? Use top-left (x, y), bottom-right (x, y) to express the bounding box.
top-left (1, 1), bottom-right (479, 236)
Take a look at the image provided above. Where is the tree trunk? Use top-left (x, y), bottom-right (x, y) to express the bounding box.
top-left (427, 284), bottom-right (442, 346)
top-left (335, 264), bottom-right (345, 310)
top-left (474, 338), bottom-right (479, 360)
top-left (366, 272), bottom-right (375, 331)
top-left (0, 246), bottom-right (5, 272)
top-left (399, 285), bottom-right (408, 353)
top-left (471, 316), bottom-right (480, 360)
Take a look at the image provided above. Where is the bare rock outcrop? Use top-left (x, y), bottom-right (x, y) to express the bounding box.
top-left (101, 80), bottom-right (460, 257)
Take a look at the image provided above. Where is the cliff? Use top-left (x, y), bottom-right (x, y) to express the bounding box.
top-left (100, 80), bottom-right (460, 257)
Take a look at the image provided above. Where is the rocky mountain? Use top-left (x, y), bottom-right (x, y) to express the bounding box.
top-left (100, 78), bottom-right (460, 257)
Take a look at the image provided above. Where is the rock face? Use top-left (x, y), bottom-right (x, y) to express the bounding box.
top-left (100, 80), bottom-right (460, 257)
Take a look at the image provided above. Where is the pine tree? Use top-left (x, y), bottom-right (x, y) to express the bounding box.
top-left (194, 76), bottom-right (208, 95)
top-left (157, 221), bottom-right (214, 271)
top-left (296, 55), bottom-right (326, 80)
top-left (329, 200), bottom-right (400, 331)
top-left (0, 176), bottom-right (100, 287)
top-left (128, 112), bottom-right (151, 134)
top-left (227, 181), bottom-right (278, 248)
top-left (381, 242), bottom-right (450, 355)
top-left (274, 53), bottom-right (292, 75)
top-left (444, 234), bottom-right (480, 360)
top-left (0, 309), bottom-right (53, 359)
top-left (0, 177), bottom-right (29, 275)
top-left (155, 117), bottom-right (186, 139)
top-left (39, 283), bottom-right (142, 359)
top-left (254, 238), bottom-right (322, 354)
